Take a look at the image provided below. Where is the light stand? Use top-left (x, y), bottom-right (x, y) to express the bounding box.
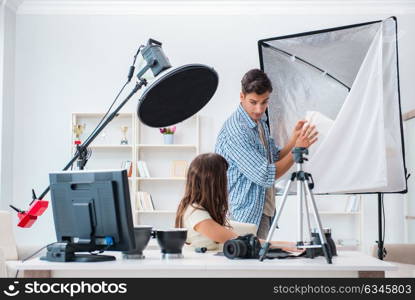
top-left (377, 192), bottom-right (387, 260)
top-left (11, 38), bottom-right (219, 228)
top-left (10, 39), bottom-right (172, 227)
top-left (258, 147), bottom-right (333, 264)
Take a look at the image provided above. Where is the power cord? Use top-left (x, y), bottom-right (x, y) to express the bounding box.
top-left (88, 244), bottom-right (112, 256)
top-left (86, 45), bottom-right (144, 141)
top-left (14, 242), bottom-right (56, 278)
top-left (70, 45), bottom-right (144, 170)
top-left (382, 194), bottom-right (387, 258)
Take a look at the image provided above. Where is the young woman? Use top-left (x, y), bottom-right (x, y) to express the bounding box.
top-left (175, 153), bottom-right (296, 251)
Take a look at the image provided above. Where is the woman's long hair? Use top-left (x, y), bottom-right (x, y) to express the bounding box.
top-left (175, 153), bottom-right (229, 228)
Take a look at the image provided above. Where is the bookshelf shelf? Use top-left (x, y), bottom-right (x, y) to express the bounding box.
top-left (136, 210), bottom-right (176, 214)
top-left (136, 177), bottom-right (186, 181)
top-left (309, 211), bottom-right (361, 215)
top-left (72, 112), bottom-right (132, 118)
top-left (137, 144), bottom-right (197, 150)
top-left (73, 145), bottom-right (133, 149)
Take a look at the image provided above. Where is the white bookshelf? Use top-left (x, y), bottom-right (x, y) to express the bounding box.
top-left (87, 145), bottom-right (133, 149)
top-left (310, 195), bottom-right (363, 251)
top-left (277, 194), bottom-right (364, 251)
top-left (133, 115), bottom-right (200, 228)
top-left (314, 211), bottom-right (361, 215)
top-left (137, 144), bottom-right (197, 149)
top-left (135, 114), bottom-right (199, 229)
top-left (71, 112), bottom-right (199, 228)
top-left (70, 112), bottom-right (135, 166)
top-left (136, 177), bottom-right (186, 181)
top-left (137, 210), bottom-right (176, 214)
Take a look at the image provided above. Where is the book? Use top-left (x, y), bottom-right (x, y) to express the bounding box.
top-left (136, 191), bottom-right (154, 211)
top-left (144, 192), bottom-right (155, 211)
top-left (142, 161), bottom-right (151, 177)
top-left (137, 161), bottom-right (151, 178)
top-left (345, 195), bottom-right (359, 212)
top-left (121, 160), bottom-right (133, 177)
top-left (352, 196), bottom-right (360, 212)
top-left (135, 192), bottom-right (143, 210)
top-left (137, 161), bottom-right (147, 178)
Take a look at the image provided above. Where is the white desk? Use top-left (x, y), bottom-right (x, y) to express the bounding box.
top-left (6, 250), bottom-right (396, 278)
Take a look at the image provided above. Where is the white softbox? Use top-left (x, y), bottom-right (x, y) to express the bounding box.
top-left (259, 17), bottom-right (407, 194)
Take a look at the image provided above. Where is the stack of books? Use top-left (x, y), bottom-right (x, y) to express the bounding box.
top-left (121, 160), bottom-right (133, 177)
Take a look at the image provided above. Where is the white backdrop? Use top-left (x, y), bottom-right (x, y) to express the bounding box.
top-left (1, 2), bottom-right (414, 252)
top-left (264, 19), bottom-right (406, 193)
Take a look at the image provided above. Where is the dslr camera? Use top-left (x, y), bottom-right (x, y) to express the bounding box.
top-left (223, 234), bottom-right (261, 259)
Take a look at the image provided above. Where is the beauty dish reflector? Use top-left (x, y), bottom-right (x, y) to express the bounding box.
top-left (137, 64), bottom-right (219, 127)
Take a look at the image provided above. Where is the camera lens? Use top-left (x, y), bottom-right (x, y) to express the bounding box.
top-left (224, 239), bottom-right (247, 259)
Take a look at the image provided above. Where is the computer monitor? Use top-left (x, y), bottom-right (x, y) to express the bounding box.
top-left (42, 169), bottom-right (135, 262)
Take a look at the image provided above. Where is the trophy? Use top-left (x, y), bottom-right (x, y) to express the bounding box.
top-left (73, 124), bottom-right (86, 144)
top-left (120, 126), bottom-right (129, 145)
top-left (98, 131), bottom-right (108, 144)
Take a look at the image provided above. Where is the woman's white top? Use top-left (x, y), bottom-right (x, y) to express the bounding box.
top-left (182, 205), bottom-right (258, 251)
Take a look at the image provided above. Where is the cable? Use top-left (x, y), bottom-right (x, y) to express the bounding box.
top-left (87, 45), bottom-right (144, 139)
top-left (70, 45), bottom-right (144, 169)
top-left (89, 244), bottom-right (112, 256)
top-left (74, 80), bottom-right (129, 160)
top-left (382, 194), bottom-right (386, 257)
top-left (69, 81), bottom-right (128, 171)
top-left (14, 242), bottom-right (56, 278)
top-left (379, 193), bottom-right (387, 259)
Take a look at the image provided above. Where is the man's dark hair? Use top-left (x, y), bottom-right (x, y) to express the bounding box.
top-left (241, 69), bottom-right (273, 95)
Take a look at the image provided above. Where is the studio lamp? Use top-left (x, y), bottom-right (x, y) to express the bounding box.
top-left (10, 38), bottom-right (219, 228)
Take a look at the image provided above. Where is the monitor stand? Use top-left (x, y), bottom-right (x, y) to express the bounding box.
top-left (40, 242), bottom-right (116, 262)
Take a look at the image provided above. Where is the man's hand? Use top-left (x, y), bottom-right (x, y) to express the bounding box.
top-left (289, 120), bottom-right (307, 144)
top-left (295, 123), bottom-right (318, 148)
top-left (276, 121), bottom-right (318, 179)
top-left (279, 120), bottom-right (308, 159)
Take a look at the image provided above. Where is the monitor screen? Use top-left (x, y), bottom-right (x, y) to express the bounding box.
top-left (45, 169), bottom-right (135, 262)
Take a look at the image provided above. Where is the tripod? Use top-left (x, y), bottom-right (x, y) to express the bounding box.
top-left (259, 147), bottom-right (333, 264)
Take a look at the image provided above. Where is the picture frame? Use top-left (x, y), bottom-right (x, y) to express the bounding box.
top-left (170, 160), bottom-right (188, 178)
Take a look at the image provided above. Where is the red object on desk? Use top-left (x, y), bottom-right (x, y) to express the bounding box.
top-left (17, 199), bottom-right (49, 228)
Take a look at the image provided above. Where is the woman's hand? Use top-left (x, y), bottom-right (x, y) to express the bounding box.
top-left (294, 123), bottom-right (318, 148)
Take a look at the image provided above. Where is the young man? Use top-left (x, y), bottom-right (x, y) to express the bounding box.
top-left (215, 69), bottom-right (318, 239)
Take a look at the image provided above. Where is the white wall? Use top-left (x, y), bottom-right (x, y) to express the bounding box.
top-left (7, 2), bottom-right (415, 251)
top-left (0, 1), bottom-right (16, 211)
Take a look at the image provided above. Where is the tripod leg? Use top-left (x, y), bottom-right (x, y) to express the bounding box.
top-left (302, 181), bottom-right (313, 241)
top-left (304, 183), bottom-right (332, 264)
top-left (297, 178), bottom-right (304, 246)
top-left (259, 179), bottom-right (293, 261)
